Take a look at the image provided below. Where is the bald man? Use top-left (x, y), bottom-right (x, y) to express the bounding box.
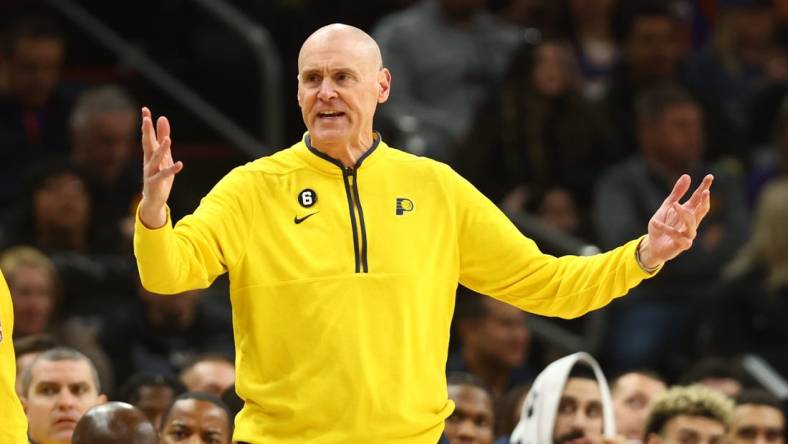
top-left (72, 402), bottom-right (157, 444)
top-left (134, 23), bottom-right (714, 443)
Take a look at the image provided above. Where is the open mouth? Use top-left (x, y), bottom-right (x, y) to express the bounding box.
top-left (317, 111), bottom-right (345, 119)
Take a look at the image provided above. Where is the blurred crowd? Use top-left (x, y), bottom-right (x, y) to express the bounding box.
top-left (2, 0), bottom-right (788, 443)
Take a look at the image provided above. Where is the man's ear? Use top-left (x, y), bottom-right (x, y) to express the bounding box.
top-left (97, 394), bottom-right (108, 405)
top-left (377, 68), bottom-right (392, 104)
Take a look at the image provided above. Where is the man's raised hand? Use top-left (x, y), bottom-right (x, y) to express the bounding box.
top-left (138, 107), bottom-right (183, 229)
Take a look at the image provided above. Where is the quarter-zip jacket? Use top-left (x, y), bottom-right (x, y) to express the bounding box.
top-left (134, 134), bottom-right (658, 444)
top-left (0, 271), bottom-right (29, 444)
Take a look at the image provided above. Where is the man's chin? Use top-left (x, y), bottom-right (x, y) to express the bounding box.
top-left (555, 431), bottom-right (590, 444)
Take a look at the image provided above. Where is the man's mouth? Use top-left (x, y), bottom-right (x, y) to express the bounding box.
top-left (317, 111), bottom-right (345, 119)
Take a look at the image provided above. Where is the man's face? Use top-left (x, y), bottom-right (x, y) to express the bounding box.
top-left (23, 359), bottom-right (106, 444)
top-left (642, 103), bottom-right (704, 172)
top-left (445, 384), bottom-right (494, 444)
top-left (181, 361), bottom-right (235, 397)
top-left (467, 299), bottom-right (530, 369)
top-left (297, 33), bottom-right (390, 150)
top-left (160, 399), bottom-right (231, 444)
top-left (9, 265), bottom-right (56, 336)
top-left (4, 37), bottom-right (64, 108)
top-left (612, 373), bottom-right (667, 441)
top-left (553, 377), bottom-right (604, 444)
top-left (729, 404), bottom-right (785, 444)
top-left (627, 16), bottom-right (680, 82)
top-left (135, 385), bottom-right (176, 430)
top-left (72, 111), bottom-right (136, 185)
top-left (647, 415), bottom-right (726, 444)
top-left (34, 172), bottom-right (91, 233)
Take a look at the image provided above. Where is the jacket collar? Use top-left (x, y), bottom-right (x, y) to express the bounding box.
top-left (296, 132), bottom-right (384, 175)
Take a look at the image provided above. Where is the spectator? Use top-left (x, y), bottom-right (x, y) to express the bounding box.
top-left (458, 39), bottom-right (617, 215)
top-left (729, 389), bottom-right (785, 444)
top-left (643, 385), bottom-right (733, 444)
top-left (13, 333), bottom-right (56, 395)
top-left (610, 370), bottom-right (667, 443)
top-left (0, 14), bottom-right (73, 226)
top-left (20, 347), bottom-right (107, 444)
top-left (449, 290), bottom-right (532, 398)
top-left (69, 85), bottom-right (141, 243)
top-left (510, 352), bottom-right (621, 443)
top-left (1, 246), bottom-right (114, 393)
top-left (686, 0), bottom-right (788, 133)
top-left (602, 5), bottom-right (737, 161)
top-left (159, 392), bottom-right (232, 444)
top-left (678, 357), bottom-right (749, 398)
top-left (373, 0), bottom-right (522, 161)
top-left (594, 85), bottom-right (748, 376)
top-left (100, 286), bottom-right (233, 388)
top-left (72, 402), bottom-right (157, 444)
top-left (179, 355), bottom-right (235, 398)
top-left (117, 373), bottom-right (186, 430)
top-left (705, 179), bottom-right (788, 371)
top-left (444, 372), bottom-right (495, 444)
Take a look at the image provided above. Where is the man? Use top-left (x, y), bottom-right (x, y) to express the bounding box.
top-left (644, 385), bottom-right (733, 444)
top-left (21, 347), bottom-right (107, 444)
top-left (0, 269), bottom-right (29, 442)
top-left (444, 372), bottom-right (495, 444)
top-left (450, 289), bottom-right (532, 397)
top-left (510, 352), bottom-right (623, 444)
top-left (728, 389), bottom-right (785, 444)
top-left (159, 392), bottom-right (232, 444)
top-left (135, 24), bottom-right (713, 443)
top-left (610, 371), bottom-right (667, 443)
top-left (118, 373), bottom-right (186, 430)
top-left (72, 402), bottom-right (157, 444)
top-left (594, 84), bottom-right (748, 376)
top-left (180, 355), bottom-right (235, 397)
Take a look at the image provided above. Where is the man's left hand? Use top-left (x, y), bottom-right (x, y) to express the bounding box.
top-left (638, 174), bottom-right (714, 270)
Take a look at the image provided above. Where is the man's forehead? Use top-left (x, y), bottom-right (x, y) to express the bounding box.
top-left (33, 359), bottom-right (92, 383)
top-left (298, 25), bottom-right (381, 71)
top-left (563, 378), bottom-right (602, 399)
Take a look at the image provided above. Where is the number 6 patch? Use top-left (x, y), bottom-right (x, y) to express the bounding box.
top-left (298, 189), bottom-right (317, 208)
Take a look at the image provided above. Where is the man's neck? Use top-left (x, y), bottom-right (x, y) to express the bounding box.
top-left (310, 133), bottom-right (376, 168)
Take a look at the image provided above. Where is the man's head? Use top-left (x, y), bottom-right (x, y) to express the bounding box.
top-left (21, 347), bottom-right (107, 444)
top-left (644, 385), bottom-right (734, 444)
top-left (159, 392), bottom-right (232, 444)
top-left (72, 402), bottom-right (157, 444)
top-left (553, 365), bottom-right (604, 444)
top-left (611, 370), bottom-right (668, 441)
top-left (636, 84), bottom-right (704, 173)
top-left (728, 389), bottom-right (785, 444)
top-left (1, 246), bottom-right (60, 337)
top-left (0, 14), bottom-right (65, 108)
top-left (180, 355), bottom-right (235, 397)
top-left (679, 357), bottom-right (748, 398)
top-left (445, 372), bottom-right (495, 444)
top-left (70, 85), bottom-right (137, 185)
top-left (624, 6), bottom-right (682, 83)
top-left (456, 291), bottom-right (530, 371)
top-left (297, 24), bottom-right (391, 153)
top-left (119, 373), bottom-right (187, 430)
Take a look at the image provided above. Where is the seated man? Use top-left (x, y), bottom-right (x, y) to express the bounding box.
top-left (611, 370), bottom-right (667, 443)
top-left (644, 385), bottom-right (733, 444)
top-left (728, 389), bottom-right (785, 444)
top-left (179, 354), bottom-right (235, 397)
top-left (72, 402), bottom-right (157, 444)
top-left (159, 392), bottom-right (232, 444)
top-left (118, 373), bottom-right (186, 429)
top-left (20, 347), bottom-right (107, 444)
top-left (510, 352), bottom-right (623, 444)
top-left (444, 372), bottom-right (494, 444)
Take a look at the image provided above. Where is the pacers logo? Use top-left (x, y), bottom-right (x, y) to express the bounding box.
top-left (395, 198), bottom-right (414, 216)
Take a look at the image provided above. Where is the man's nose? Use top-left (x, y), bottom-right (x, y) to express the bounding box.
top-left (317, 79), bottom-right (337, 101)
top-left (55, 389), bottom-right (77, 410)
top-left (456, 419), bottom-right (478, 441)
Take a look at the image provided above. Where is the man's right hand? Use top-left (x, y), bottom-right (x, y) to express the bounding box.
top-left (139, 107), bottom-right (183, 229)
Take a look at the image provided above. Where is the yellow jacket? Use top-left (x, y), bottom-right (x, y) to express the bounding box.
top-left (134, 135), bottom-right (655, 443)
top-left (0, 271), bottom-right (29, 443)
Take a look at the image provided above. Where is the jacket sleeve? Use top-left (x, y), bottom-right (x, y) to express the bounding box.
top-left (451, 166), bottom-right (659, 319)
top-left (133, 168), bottom-right (254, 294)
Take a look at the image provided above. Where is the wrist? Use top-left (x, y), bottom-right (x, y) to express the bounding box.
top-left (636, 237), bottom-right (661, 273)
top-left (138, 199), bottom-right (167, 229)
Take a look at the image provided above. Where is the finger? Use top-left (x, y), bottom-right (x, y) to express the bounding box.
top-left (694, 190), bottom-right (712, 222)
top-left (686, 174), bottom-right (714, 208)
top-left (652, 219), bottom-right (694, 249)
top-left (156, 115), bottom-right (171, 146)
top-left (151, 161), bottom-right (183, 182)
top-left (144, 137), bottom-right (172, 177)
top-left (672, 202), bottom-right (697, 238)
top-left (662, 174), bottom-right (691, 206)
top-left (141, 108), bottom-right (158, 158)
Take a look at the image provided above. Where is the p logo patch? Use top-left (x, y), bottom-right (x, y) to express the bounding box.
top-left (395, 198), bottom-right (414, 216)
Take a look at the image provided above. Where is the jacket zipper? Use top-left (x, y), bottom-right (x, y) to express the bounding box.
top-left (343, 167), bottom-right (368, 273)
